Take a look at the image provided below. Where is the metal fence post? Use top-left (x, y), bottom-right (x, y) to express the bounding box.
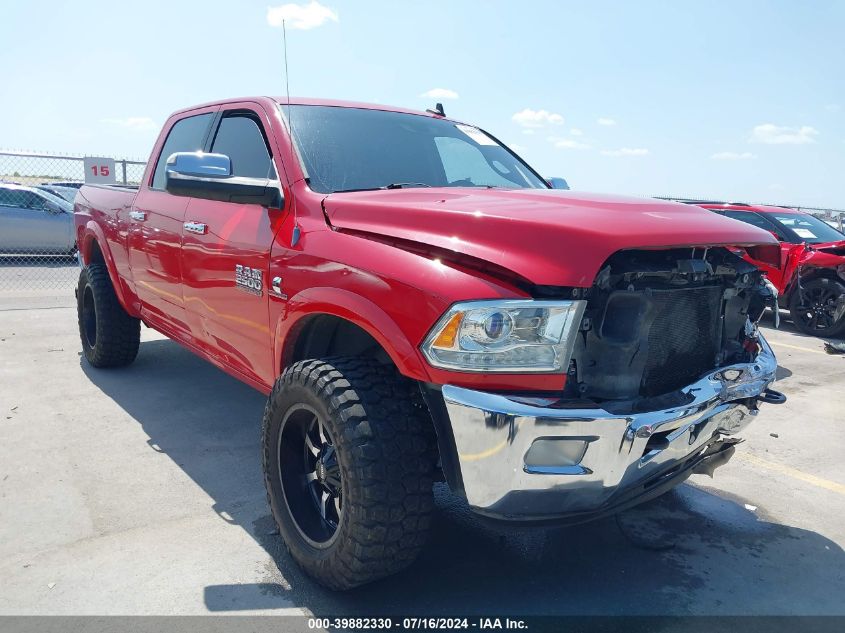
top-left (121, 160), bottom-right (127, 184)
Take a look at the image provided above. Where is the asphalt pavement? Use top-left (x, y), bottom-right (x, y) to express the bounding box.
top-left (0, 295), bottom-right (843, 616)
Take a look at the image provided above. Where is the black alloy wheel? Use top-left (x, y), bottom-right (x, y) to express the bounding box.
top-left (279, 404), bottom-right (343, 547)
top-left (788, 277), bottom-right (845, 338)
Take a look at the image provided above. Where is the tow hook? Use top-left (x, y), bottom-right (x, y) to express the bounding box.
top-left (758, 388), bottom-right (787, 405)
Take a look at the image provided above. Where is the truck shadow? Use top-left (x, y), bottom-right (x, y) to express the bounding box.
top-left (82, 338), bottom-right (845, 616)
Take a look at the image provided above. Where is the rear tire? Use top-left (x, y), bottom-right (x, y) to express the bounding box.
top-left (787, 277), bottom-right (845, 338)
top-left (77, 264), bottom-right (141, 367)
top-left (261, 358), bottom-right (436, 590)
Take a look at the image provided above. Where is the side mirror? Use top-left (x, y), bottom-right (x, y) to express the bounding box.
top-left (165, 152), bottom-right (283, 208)
top-left (546, 176), bottom-right (570, 190)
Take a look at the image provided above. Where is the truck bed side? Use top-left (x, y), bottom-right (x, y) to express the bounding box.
top-left (74, 184), bottom-right (141, 315)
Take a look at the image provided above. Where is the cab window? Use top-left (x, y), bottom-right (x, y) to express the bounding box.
top-left (151, 113), bottom-right (214, 190)
top-left (210, 114), bottom-right (276, 180)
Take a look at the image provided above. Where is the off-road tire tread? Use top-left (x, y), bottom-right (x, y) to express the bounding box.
top-left (77, 263), bottom-right (140, 367)
top-left (261, 357), bottom-right (437, 590)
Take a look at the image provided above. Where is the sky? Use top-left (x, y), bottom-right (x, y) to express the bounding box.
top-left (1, 0), bottom-right (843, 207)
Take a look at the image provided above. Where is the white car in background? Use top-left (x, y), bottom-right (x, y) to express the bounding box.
top-left (0, 184), bottom-right (76, 255)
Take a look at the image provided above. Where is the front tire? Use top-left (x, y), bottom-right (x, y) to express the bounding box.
top-left (262, 358), bottom-right (436, 590)
top-left (77, 263), bottom-right (141, 367)
top-left (787, 277), bottom-right (845, 338)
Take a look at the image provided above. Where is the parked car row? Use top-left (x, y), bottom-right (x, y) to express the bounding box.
top-left (681, 201), bottom-right (845, 338)
top-left (0, 183), bottom-right (76, 254)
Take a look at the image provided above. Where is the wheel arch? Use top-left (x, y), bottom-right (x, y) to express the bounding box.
top-left (274, 287), bottom-right (432, 383)
top-left (79, 223), bottom-right (137, 316)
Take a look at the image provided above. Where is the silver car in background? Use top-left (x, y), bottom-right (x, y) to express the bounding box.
top-left (0, 184), bottom-right (76, 254)
top-left (36, 184), bottom-right (79, 203)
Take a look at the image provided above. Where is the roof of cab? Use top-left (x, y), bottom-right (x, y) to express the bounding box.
top-left (169, 96), bottom-right (448, 121)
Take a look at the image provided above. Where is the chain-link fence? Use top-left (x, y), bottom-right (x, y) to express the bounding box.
top-left (0, 150), bottom-right (146, 300)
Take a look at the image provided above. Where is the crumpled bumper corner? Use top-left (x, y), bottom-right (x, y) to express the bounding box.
top-left (440, 336), bottom-right (781, 521)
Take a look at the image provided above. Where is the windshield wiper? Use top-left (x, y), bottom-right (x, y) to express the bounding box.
top-left (330, 182), bottom-right (433, 194)
top-left (383, 182), bottom-right (432, 189)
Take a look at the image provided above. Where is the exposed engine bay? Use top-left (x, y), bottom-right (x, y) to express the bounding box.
top-left (568, 247), bottom-right (776, 406)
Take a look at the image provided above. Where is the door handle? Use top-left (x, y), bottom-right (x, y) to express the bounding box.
top-left (129, 210), bottom-right (146, 221)
top-left (184, 221), bottom-right (208, 235)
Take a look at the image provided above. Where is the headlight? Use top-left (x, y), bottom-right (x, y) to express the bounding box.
top-left (421, 300), bottom-right (586, 372)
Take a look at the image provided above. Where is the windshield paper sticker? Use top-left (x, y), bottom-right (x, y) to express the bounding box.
top-left (456, 124), bottom-right (497, 146)
top-left (794, 228), bottom-right (817, 239)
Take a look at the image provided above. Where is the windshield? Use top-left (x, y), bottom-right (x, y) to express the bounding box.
top-left (769, 213), bottom-right (844, 244)
top-left (283, 105), bottom-right (548, 194)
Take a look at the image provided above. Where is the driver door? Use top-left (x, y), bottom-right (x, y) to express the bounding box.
top-left (180, 104), bottom-right (283, 387)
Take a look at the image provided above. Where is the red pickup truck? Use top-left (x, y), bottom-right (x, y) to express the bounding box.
top-left (74, 97), bottom-right (785, 589)
top-left (694, 202), bottom-right (845, 338)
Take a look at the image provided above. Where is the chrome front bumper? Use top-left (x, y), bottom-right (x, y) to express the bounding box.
top-left (441, 336), bottom-right (780, 520)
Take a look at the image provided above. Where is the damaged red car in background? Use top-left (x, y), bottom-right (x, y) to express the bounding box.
top-left (689, 202), bottom-right (845, 338)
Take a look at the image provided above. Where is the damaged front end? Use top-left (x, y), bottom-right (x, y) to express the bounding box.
top-left (435, 247), bottom-right (785, 522)
top-left (568, 247), bottom-right (778, 408)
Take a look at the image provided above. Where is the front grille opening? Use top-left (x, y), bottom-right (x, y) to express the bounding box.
top-left (570, 247), bottom-right (765, 403)
top-left (640, 286), bottom-right (722, 396)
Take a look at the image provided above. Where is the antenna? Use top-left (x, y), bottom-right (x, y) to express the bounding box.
top-left (283, 19), bottom-right (301, 247)
top-left (426, 103), bottom-right (445, 117)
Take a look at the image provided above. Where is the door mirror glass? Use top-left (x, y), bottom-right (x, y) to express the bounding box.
top-left (165, 152), bottom-right (283, 208)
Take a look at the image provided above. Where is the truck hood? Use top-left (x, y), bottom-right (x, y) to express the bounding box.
top-left (323, 188), bottom-right (779, 287)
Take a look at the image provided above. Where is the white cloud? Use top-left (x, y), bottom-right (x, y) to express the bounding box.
top-left (102, 117), bottom-right (158, 132)
top-left (711, 151), bottom-right (757, 160)
top-left (825, 104), bottom-right (840, 112)
top-left (751, 123), bottom-right (818, 145)
top-left (548, 136), bottom-right (591, 150)
top-left (597, 117), bottom-right (616, 126)
top-left (601, 147), bottom-right (649, 157)
top-left (420, 88), bottom-right (459, 100)
top-left (267, 1), bottom-right (338, 30)
top-left (569, 128), bottom-right (583, 136)
top-left (512, 108), bottom-right (564, 128)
